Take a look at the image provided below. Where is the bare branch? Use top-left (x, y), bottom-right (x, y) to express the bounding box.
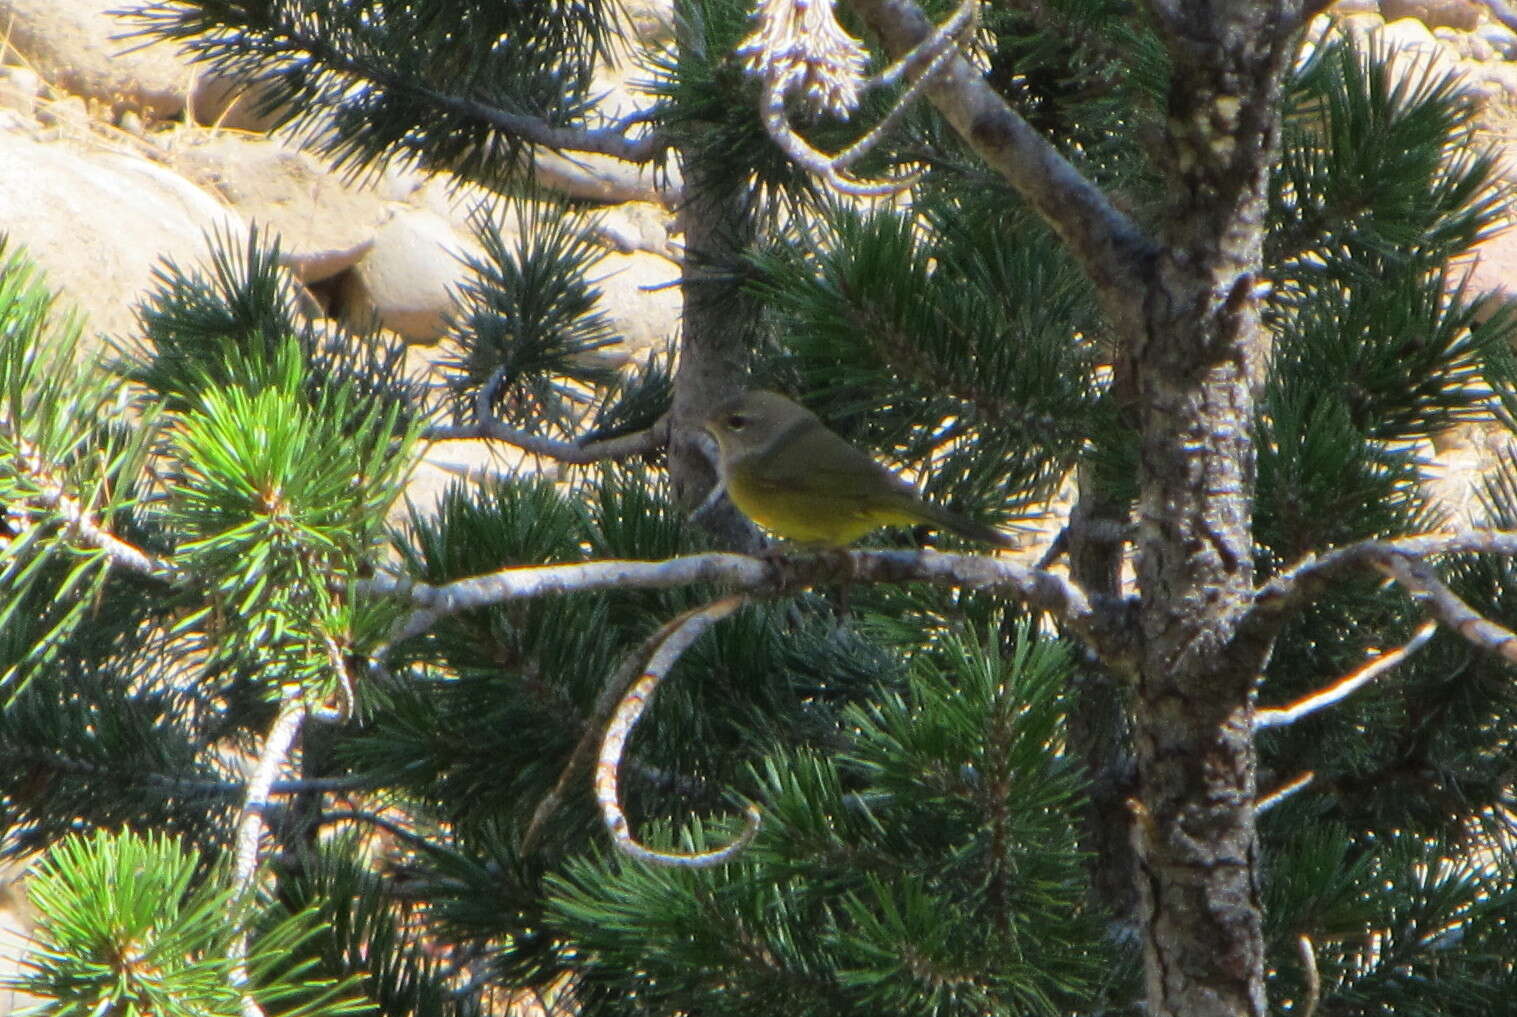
top-left (1297, 934), bottom-right (1321, 1017)
top-left (1235, 530), bottom-right (1517, 689)
top-left (521, 618), bottom-right (691, 853)
top-left (322, 809), bottom-right (440, 853)
top-left (594, 596), bottom-right (761, 867)
top-left (1379, 556), bottom-right (1517, 664)
top-left (757, 75), bottom-right (928, 196)
top-left (445, 100), bottom-right (663, 163)
top-left (420, 416), bottom-right (668, 465)
top-left (1247, 529), bottom-right (1517, 623)
top-left (843, 0), bottom-right (1155, 322)
top-left (1255, 771), bottom-right (1315, 813)
top-left (1255, 620), bottom-right (1439, 729)
top-left (866, 0), bottom-right (979, 90)
top-left (229, 689), bottom-right (307, 1017)
top-left (363, 548), bottom-right (1132, 665)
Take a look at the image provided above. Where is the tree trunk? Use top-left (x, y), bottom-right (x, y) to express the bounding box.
top-left (669, 143), bottom-right (766, 551)
top-left (1127, 6), bottom-right (1300, 1015)
top-left (845, 1), bottom-right (1311, 1013)
top-left (1064, 466), bottom-right (1139, 924)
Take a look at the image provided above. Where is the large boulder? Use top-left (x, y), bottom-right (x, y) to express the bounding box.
top-left (0, 0), bottom-right (194, 120)
top-left (167, 133), bottom-right (393, 283)
top-left (1380, 0), bottom-right (1484, 31)
top-left (0, 130), bottom-right (244, 346)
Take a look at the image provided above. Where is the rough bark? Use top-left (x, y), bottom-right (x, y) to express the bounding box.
top-left (1128, 7), bottom-right (1299, 1013)
top-left (1063, 465), bottom-right (1139, 925)
top-left (669, 143), bottom-right (766, 551)
top-left (844, 2), bottom-right (1314, 1014)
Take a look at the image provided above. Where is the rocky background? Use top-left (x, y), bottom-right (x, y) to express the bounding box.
top-left (0, 0), bottom-right (1516, 1009)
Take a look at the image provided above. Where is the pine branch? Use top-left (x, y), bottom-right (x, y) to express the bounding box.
top-left (133, 3), bottom-right (664, 165)
top-left (7, 438), bottom-right (174, 579)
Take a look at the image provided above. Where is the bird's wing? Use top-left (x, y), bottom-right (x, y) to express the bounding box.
top-left (740, 424), bottom-right (919, 511)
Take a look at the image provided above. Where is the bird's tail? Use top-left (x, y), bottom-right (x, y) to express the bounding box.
top-left (919, 502), bottom-right (1023, 550)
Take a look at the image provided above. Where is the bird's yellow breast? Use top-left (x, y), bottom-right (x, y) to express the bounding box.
top-left (725, 469), bottom-right (917, 546)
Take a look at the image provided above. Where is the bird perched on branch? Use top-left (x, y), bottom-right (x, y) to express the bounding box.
top-left (705, 390), bottom-right (1019, 549)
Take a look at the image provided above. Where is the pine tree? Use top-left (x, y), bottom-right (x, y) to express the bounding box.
top-left (3, 2), bottom-right (1517, 1016)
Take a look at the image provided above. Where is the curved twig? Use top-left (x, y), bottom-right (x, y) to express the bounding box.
top-left (744, 0), bottom-right (979, 195)
top-left (521, 618), bottom-right (691, 853)
top-left (593, 596), bottom-right (760, 867)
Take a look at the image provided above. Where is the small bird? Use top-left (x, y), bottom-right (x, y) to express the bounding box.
top-left (704, 390), bottom-right (1017, 549)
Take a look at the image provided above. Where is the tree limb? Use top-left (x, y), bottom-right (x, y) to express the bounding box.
top-left (593, 596), bottom-right (761, 867)
top-left (1249, 530), bottom-right (1517, 621)
top-left (363, 548), bottom-right (1135, 666)
top-left (420, 416), bottom-right (668, 465)
top-left (1378, 555), bottom-right (1517, 663)
top-left (843, 0), bottom-right (1157, 322)
top-left (1254, 620), bottom-right (1438, 729)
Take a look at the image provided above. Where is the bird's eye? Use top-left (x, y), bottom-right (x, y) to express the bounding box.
top-left (726, 413), bottom-right (747, 431)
